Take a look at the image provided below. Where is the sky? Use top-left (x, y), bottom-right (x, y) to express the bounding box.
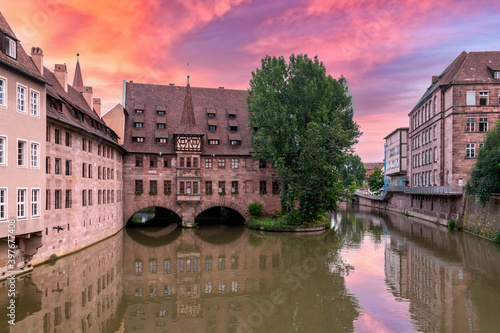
top-left (2, 0), bottom-right (500, 162)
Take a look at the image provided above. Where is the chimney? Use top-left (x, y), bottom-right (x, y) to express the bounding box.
top-left (93, 98), bottom-right (101, 117)
top-left (54, 64), bottom-right (68, 92)
top-left (31, 47), bottom-right (44, 74)
top-left (82, 86), bottom-right (93, 109)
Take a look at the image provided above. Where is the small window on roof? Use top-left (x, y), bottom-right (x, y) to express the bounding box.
top-left (208, 113), bottom-right (215, 118)
top-left (135, 109), bottom-right (143, 114)
top-left (5, 36), bottom-right (16, 59)
top-left (228, 114), bottom-right (236, 119)
top-left (157, 110), bottom-right (165, 115)
top-left (494, 71), bottom-right (500, 79)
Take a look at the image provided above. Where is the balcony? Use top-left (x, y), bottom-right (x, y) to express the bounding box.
top-left (176, 194), bottom-right (201, 202)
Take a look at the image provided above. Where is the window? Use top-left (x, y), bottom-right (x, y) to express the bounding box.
top-left (259, 159), bottom-right (266, 168)
top-left (479, 117), bottom-right (488, 132)
top-left (193, 158), bottom-right (198, 168)
top-left (179, 181), bottom-right (185, 194)
top-left (218, 158), bottom-right (225, 168)
top-left (30, 90), bottom-right (39, 116)
top-left (65, 132), bottom-right (71, 147)
top-left (205, 181), bottom-right (212, 194)
top-left (134, 122), bottom-right (143, 128)
top-left (65, 190), bottom-right (72, 208)
top-left (135, 109), bottom-right (143, 114)
top-left (55, 129), bottom-right (60, 144)
top-left (466, 117), bottom-right (475, 132)
top-left (434, 125), bottom-right (437, 140)
top-left (494, 71), bottom-right (500, 79)
top-left (17, 189), bottom-right (26, 218)
top-left (55, 190), bottom-right (62, 209)
top-left (82, 190), bottom-right (87, 207)
top-left (157, 110), bottom-right (165, 115)
top-left (82, 163), bottom-right (86, 177)
top-left (157, 123), bottom-right (165, 129)
top-left (479, 91), bottom-right (489, 105)
top-left (150, 181), bottom-right (157, 194)
top-left (205, 158), bottom-right (212, 168)
top-left (228, 113), bottom-right (236, 119)
top-left (218, 181), bottom-right (225, 194)
top-left (17, 140), bottom-right (27, 167)
top-left (231, 158), bottom-right (239, 169)
top-left (164, 181), bottom-right (171, 194)
top-left (218, 256), bottom-right (225, 270)
top-left (46, 190), bottom-right (50, 210)
top-left (207, 113), bottom-right (215, 118)
top-left (88, 140), bottom-right (92, 153)
top-left (231, 256), bottom-right (238, 269)
top-left (434, 147), bottom-right (437, 162)
top-left (135, 180), bottom-right (143, 193)
top-left (135, 260), bottom-right (143, 275)
top-left (88, 190), bottom-right (92, 206)
top-left (209, 125), bottom-right (217, 131)
top-left (0, 78), bottom-right (6, 107)
top-left (186, 182), bottom-right (192, 194)
top-left (230, 126), bottom-right (238, 131)
top-left (231, 181), bottom-right (238, 194)
top-left (498, 90), bottom-right (500, 105)
top-left (205, 258), bottom-right (212, 271)
top-left (65, 160), bottom-right (71, 175)
top-left (0, 188), bottom-right (6, 220)
top-left (180, 157), bottom-right (184, 167)
top-left (273, 181), bottom-right (280, 194)
top-left (156, 138), bottom-right (167, 144)
top-left (208, 140), bottom-right (219, 145)
top-left (6, 37), bottom-right (16, 58)
top-left (186, 158), bottom-right (191, 167)
top-left (150, 156), bottom-right (157, 168)
top-left (466, 143), bottom-right (475, 158)
top-left (466, 91), bottom-right (475, 105)
top-left (30, 142), bottom-right (39, 168)
top-left (135, 156), bottom-right (143, 167)
top-left (193, 182), bottom-right (198, 194)
top-left (46, 157), bottom-right (50, 174)
top-left (132, 137), bottom-right (144, 143)
top-left (0, 136), bottom-right (5, 165)
top-left (260, 181), bottom-right (267, 194)
top-left (230, 140), bottom-right (241, 146)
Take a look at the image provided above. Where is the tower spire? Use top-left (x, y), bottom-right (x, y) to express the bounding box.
top-left (73, 53), bottom-right (83, 93)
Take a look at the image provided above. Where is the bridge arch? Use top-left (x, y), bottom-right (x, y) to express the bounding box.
top-left (194, 200), bottom-right (250, 223)
top-left (123, 197), bottom-right (183, 227)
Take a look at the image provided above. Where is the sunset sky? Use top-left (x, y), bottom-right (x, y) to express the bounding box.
top-left (3, 0), bottom-right (500, 162)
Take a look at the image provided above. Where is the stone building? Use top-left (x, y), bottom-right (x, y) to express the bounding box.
top-left (31, 55), bottom-right (125, 265)
top-left (0, 13), bottom-right (47, 275)
top-left (408, 51), bottom-right (500, 190)
top-left (383, 127), bottom-right (408, 186)
top-left (117, 79), bottom-right (281, 227)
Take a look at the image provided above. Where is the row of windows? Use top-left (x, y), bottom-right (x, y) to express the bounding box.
top-left (47, 126), bottom-right (116, 159)
top-left (134, 108), bottom-right (237, 119)
top-left (466, 90), bottom-right (500, 106)
top-left (45, 157), bottom-right (116, 180)
top-left (135, 156), bottom-right (266, 169)
top-left (412, 96), bottom-right (437, 129)
top-left (0, 76), bottom-right (40, 116)
top-left (466, 143), bottom-right (483, 158)
top-left (131, 136), bottom-right (241, 146)
top-left (134, 180), bottom-right (280, 195)
top-left (412, 170), bottom-right (439, 187)
top-left (413, 147), bottom-right (438, 168)
top-left (45, 189), bottom-right (120, 210)
top-left (466, 117), bottom-right (489, 132)
top-left (0, 188), bottom-right (40, 220)
top-left (0, 136), bottom-right (40, 168)
top-left (412, 125), bottom-right (437, 150)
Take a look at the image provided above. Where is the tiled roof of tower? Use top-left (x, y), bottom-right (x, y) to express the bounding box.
top-left (0, 12), bottom-right (46, 83)
top-left (125, 82), bottom-right (251, 155)
top-left (174, 82), bottom-right (204, 136)
top-left (72, 55), bottom-right (84, 93)
top-left (44, 66), bottom-right (121, 146)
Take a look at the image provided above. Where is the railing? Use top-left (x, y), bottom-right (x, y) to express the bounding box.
top-left (403, 186), bottom-right (463, 195)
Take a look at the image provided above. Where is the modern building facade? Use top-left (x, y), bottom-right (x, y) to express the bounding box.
top-left (384, 127), bottom-right (409, 186)
top-left (408, 51), bottom-right (500, 191)
top-left (0, 13), bottom-right (47, 274)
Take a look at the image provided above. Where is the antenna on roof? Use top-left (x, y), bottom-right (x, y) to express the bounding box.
top-left (187, 62), bottom-right (190, 85)
top-left (77, 53), bottom-right (80, 62)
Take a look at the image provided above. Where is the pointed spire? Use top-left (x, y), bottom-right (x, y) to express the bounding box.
top-left (73, 53), bottom-right (83, 93)
top-left (174, 76), bottom-right (203, 135)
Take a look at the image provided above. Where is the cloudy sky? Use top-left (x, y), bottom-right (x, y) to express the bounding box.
top-left (3, 0), bottom-right (500, 162)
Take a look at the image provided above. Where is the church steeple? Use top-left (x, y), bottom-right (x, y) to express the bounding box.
top-left (72, 53), bottom-right (83, 93)
top-left (174, 76), bottom-right (203, 151)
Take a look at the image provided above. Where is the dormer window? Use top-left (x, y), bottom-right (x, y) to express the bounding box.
top-left (157, 110), bottom-right (165, 115)
top-left (134, 122), bottom-right (143, 128)
top-left (230, 126), bottom-right (238, 132)
top-left (5, 36), bottom-right (16, 59)
top-left (135, 109), bottom-right (143, 114)
top-left (495, 71), bottom-right (500, 79)
top-left (157, 123), bottom-right (165, 129)
top-left (228, 114), bottom-right (236, 119)
top-left (209, 125), bottom-right (217, 131)
top-left (207, 113), bottom-right (215, 118)
top-left (230, 140), bottom-right (241, 146)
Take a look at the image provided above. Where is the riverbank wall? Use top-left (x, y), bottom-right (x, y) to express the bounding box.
top-left (462, 194), bottom-right (500, 238)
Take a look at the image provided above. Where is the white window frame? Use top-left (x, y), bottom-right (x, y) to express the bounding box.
top-left (231, 158), bottom-right (239, 169)
top-left (17, 188), bottom-right (27, 219)
top-left (17, 139), bottom-right (27, 168)
top-left (30, 141), bottom-right (40, 168)
top-left (0, 135), bottom-right (6, 166)
top-left (466, 143), bottom-right (475, 158)
top-left (30, 89), bottom-right (40, 117)
top-left (466, 117), bottom-right (475, 132)
top-left (6, 36), bottom-right (17, 59)
top-left (466, 91), bottom-right (475, 105)
top-left (31, 188), bottom-right (40, 218)
top-left (479, 117), bottom-right (488, 132)
top-left (0, 76), bottom-right (7, 108)
top-left (0, 188), bottom-right (6, 220)
top-left (479, 91), bottom-right (489, 106)
top-left (494, 71), bottom-right (500, 79)
top-left (17, 84), bottom-right (27, 113)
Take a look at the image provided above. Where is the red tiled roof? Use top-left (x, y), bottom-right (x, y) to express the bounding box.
top-left (124, 82), bottom-right (251, 155)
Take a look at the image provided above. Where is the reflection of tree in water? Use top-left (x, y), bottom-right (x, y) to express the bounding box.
top-left (255, 231), bottom-right (361, 333)
top-left (335, 210), bottom-right (385, 246)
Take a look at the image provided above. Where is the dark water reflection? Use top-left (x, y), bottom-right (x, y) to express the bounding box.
top-left (2, 204), bottom-right (500, 332)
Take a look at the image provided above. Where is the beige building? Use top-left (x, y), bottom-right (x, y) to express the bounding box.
top-left (383, 127), bottom-right (408, 186)
top-left (0, 13), bottom-right (47, 275)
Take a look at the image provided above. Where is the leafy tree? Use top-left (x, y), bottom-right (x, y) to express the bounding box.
top-left (466, 119), bottom-right (500, 204)
top-left (340, 154), bottom-right (366, 187)
top-left (368, 166), bottom-right (384, 193)
top-left (247, 54), bottom-right (361, 224)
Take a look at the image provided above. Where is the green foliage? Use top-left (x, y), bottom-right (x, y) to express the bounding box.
top-left (492, 231), bottom-right (500, 244)
top-left (247, 202), bottom-right (264, 217)
top-left (368, 166), bottom-right (384, 193)
top-left (466, 119), bottom-right (500, 205)
top-left (448, 219), bottom-right (456, 230)
top-left (340, 154), bottom-right (366, 188)
top-left (247, 54), bottom-right (361, 225)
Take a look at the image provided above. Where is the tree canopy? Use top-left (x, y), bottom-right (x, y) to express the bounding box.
top-left (247, 54), bottom-right (361, 224)
top-left (340, 154), bottom-right (366, 188)
top-left (368, 166), bottom-right (384, 193)
top-left (466, 119), bottom-right (500, 205)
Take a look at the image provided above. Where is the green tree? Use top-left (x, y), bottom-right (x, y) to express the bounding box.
top-left (247, 54), bottom-right (361, 224)
top-left (340, 154), bottom-right (366, 187)
top-left (466, 119), bottom-right (500, 204)
top-left (368, 166), bottom-right (384, 193)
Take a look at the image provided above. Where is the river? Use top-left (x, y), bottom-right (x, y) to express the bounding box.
top-left (1, 204), bottom-right (500, 332)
